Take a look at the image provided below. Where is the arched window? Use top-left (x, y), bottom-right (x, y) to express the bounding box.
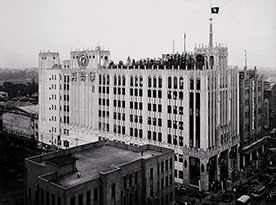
top-left (99, 74), bottom-right (102, 84)
top-left (130, 76), bottom-right (133, 86)
top-left (118, 75), bottom-right (121, 86)
top-left (190, 78), bottom-right (194, 90)
top-left (209, 56), bottom-right (214, 68)
top-left (158, 77), bottom-right (162, 88)
top-left (135, 76), bottom-right (138, 86)
top-left (168, 77), bottom-right (172, 89)
top-left (153, 77), bottom-right (157, 88)
top-left (114, 75), bottom-right (117, 85)
top-left (196, 78), bottom-right (200, 90)
top-left (148, 76), bottom-right (152, 87)
top-left (174, 77), bottom-right (178, 89)
top-left (122, 75), bottom-right (126, 86)
top-left (139, 76), bottom-right (143, 87)
top-left (179, 77), bottom-right (184, 89)
top-left (103, 74), bottom-right (105, 85)
top-left (107, 75), bottom-right (110, 85)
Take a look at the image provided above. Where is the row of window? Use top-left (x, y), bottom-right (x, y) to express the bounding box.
top-left (50, 94), bottom-right (57, 100)
top-left (130, 128), bottom-right (143, 138)
top-left (174, 153), bottom-right (184, 163)
top-left (130, 88), bottom-right (142, 97)
top-left (64, 75), bottom-right (70, 83)
top-left (98, 110), bottom-right (110, 118)
top-left (157, 158), bottom-right (173, 174)
top-left (99, 74), bottom-right (110, 85)
top-left (99, 86), bottom-right (110, 94)
top-left (147, 117), bottom-right (162, 127)
top-left (168, 76), bottom-right (200, 90)
top-left (114, 124), bottom-right (126, 135)
top-left (98, 98), bottom-right (110, 106)
top-left (130, 101), bottom-right (142, 110)
top-left (148, 76), bottom-right (162, 88)
top-left (70, 187), bottom-right (99, 205)
top-left (167, 135), bottom-right (184, 146)
top-left (168, 105), bottom-right (184, 115)
top-left (63, 84), bottom-right (69, 90)
top-left (174, 169), bottom-right (184, 179)
top-left (130, 115), bottom-right (142, 123)
top-left (167, 90), bottom-right (184, 100)
top-left (98, 122), bottom-right (109, 132)
top-left (168, 120), bottom-right (184, 130)
top-left (149, 90), bottom-right (162, 100)
top-left (63, 94), bottom-right (69, 101)
top-left (114, 112), bottom-right (126, 121)
top-left (148, 103), bottom-right (162, 112)
top-left (147, 131), bottom-right (162, 142)
top-left (114, 100), bottom-right (125, 108)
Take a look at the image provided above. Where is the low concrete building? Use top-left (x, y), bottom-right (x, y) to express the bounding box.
top-left (2, 104), bottom-right (38, 141)
top-left (25, 140), bottom-right (175, 205)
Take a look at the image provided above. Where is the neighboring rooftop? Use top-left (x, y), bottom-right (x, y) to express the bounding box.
top-left (27, 140), bottom-right (172, 188)
top-left (18, 104), bottom-right (38, 115)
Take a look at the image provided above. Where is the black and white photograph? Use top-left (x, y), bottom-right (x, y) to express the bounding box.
top-left (0, 0), bottom-right (276, 204)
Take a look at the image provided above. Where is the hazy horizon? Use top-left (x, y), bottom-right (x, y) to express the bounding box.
top-left (0, 0), bottom-right (275, 69)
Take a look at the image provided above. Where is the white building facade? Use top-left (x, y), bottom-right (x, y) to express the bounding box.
top-left (39, 22), bottom-right (240, 190)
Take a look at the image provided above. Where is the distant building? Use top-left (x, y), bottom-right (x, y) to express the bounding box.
top-left (2, 104), bottom-right (38, 141)
top-left (264, 81), bottom-right (276, 129)
top-left (239, 67), bottom-right (265, 169)
top-left (25, 140), bottom-right (175, 205)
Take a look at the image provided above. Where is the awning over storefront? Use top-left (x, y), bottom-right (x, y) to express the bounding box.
top-left (242, 137), bottom-right (267, 155)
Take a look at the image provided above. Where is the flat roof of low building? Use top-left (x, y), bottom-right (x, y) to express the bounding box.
top-left (34, 141), bottom-right (171, 188)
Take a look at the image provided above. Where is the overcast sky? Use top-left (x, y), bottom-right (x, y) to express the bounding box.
top-left (0, 0), bottom-right (275, 69)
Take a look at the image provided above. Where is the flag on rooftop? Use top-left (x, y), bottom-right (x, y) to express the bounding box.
top-left (211, 7), bottom-right (219, 14)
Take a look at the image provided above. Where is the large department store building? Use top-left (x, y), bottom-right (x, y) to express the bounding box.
top-left (38, 20), bottom-right (240, 190)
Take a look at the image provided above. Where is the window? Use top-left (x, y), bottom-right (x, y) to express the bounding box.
top-left (179, 154), bottom-right (183, 163)
top-left (190, 78), bottom-right (194, 89)
top-left (130, 76), bottom-right (133, 86)
top-left (158, 77), bottom-right (162, 88)
top-left (179, 77), bottom-right (184, 89)
top-left (158, 90), bottom-right (162, 98)
top-left (173, 135), bottom-right (177, 145)
top-left (179, 136), bottom-right (183, 146)
top-left (196, 78), bottom-right (200, 90)
top-left (148, 77), bottom-right (152, 87)
top-left (167, 134), bottom-right (172, 144)
top-left (174, 77), bottom-right (178, 89)
top-left (86, 191), bottom-right (91, 205)
top-left (168, 105), bottom-right (172, 113)
top-left (148, 131), bottom-right (151, 140)
top-left (153, 77), bottom-right (157, 88)
top-left (94, 188), bottom-right (98, 202)
top-left (139, 76), bottom-right (143, 87)
top-left (148, 90), bottom-right (151, 98)
top-left (179, 170), bottom-right (183, 179)
top-left (150, 168), bottom-right (153, 179)
top-left (158, 104), bottom-right (162, 112)
top-left (158, 133), bottom-right (162, 142)
top-left (70, 196), bottom-right (75, 205)
top-left (168, 120), bottom-right (172, 128)
top-left (158, 119), bottom-right (162, 126)
top-left (148, 103), bottom-right (151, 111)
top-left (122, 75), bottom-right (126, 86)
top-left (112, 183), bottom-right (116, 197)
top-left (78, 193), bottom-right (83, 205)
top-left (168, 77), bottom-right (172, 89)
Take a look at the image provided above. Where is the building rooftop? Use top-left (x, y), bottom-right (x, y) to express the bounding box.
top-left (33, 141), bottom-right (169, 188)
top-left (18, 104), bottom-right (38, 115)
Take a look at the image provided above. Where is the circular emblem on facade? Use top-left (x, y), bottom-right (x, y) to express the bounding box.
top-left (77, 51), bottom-right (89, 69)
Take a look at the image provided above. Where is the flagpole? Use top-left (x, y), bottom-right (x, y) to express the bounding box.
top-left (184, 32), bottom-right (186, 53)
